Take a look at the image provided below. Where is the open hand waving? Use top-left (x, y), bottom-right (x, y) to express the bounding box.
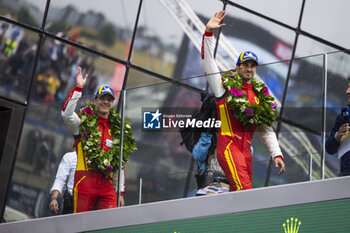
top-left (75, 66), bottom-right (88, 89)
top-left (206, 11), bottom-right (227, 32)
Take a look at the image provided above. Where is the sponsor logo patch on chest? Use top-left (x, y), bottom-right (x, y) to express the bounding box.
top-left (106, 139), bottom-right (114, 148)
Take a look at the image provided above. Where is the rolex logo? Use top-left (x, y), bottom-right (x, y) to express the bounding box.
top-left (282, 217), bottom-right (301, 233)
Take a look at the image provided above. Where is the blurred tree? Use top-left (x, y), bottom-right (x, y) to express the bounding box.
top-left (49, 21), bottom-right (69, 34)
top-left (17, 7), bottom-right (38, 27)
top-left (80, 29), bottom-right (97, 40)
top-left (98, 23), bottom-right (116, 46)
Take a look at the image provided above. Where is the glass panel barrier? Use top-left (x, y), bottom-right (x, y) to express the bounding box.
top-left (253, 126), bottom-right (319, 187)
top-left (295, 35), bottom-right (341, 59)
top-left (0, 0), bottom-right (43, 27)
top-left (4, 100), bottom-right (73, 221)
top-left (267, 153), bottom-right (316, 187)
top-left (282, 54), bottom-right (324, 134)
top-left (326, 50), bottom-right (350, 116)
top-left (124, 77), bottom-right (206, 205)
top-left (0, 23), bottom-right (39, 104)
top-left (4, 51), bottom-right (348, 223)
top-left (302, 0), bottom-right (350, 49)
top-left (256, 60), bottom-right (289, 103)
top-left (131, 0), bottom-right (221, 85)
top-left (126, 68), bottom-right (167, 90)
top-left (2, 0), bottom-right (350, 225)
top-left (46, 0), bottom-right (138, 61)
top-left (132, 0), bottom-right (184, 79)
top-left (325, 49), bottom-right (350, 178)
top-left (276, 122), bottom-right (336, 182)
top-left (138, 153), bottom-right (316, 204)
top-left (254, 153), bottom-right (315, 186)
top-left (221, 4), bottom-right (296, 65)
top-left (186, 0), bottom-right (223, 21)
top-left (29, 36), bottom-right (126, 105)
top-left (228, 0), bottom-right (302, 28)
top-left (139, 171), bottom-right (197, 204)
top-left (4, 53), bottom-right (339, 222)
top-left (4, 90), bottom-right (124, 222)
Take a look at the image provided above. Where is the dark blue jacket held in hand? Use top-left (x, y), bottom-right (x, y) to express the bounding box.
top-left (325, 107), bottom-right (350, 176)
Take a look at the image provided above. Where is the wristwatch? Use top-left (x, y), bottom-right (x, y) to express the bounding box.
top-left (335, 132), bottom-right (340, 141)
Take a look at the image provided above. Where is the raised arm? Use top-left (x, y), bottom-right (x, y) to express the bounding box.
top-left (201, 11), bottom-right (227, 98)
top-left (61, 66), bottom-right (88, 135)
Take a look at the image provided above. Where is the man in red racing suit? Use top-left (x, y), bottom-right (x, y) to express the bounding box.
top-left (61, 67), bottom-right (125, 213)
top-left (201, 11), bottom-right (285, 191)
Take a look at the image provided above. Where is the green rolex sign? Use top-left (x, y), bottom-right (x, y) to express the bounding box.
top-left (91, 198), bottom-right (350, 233)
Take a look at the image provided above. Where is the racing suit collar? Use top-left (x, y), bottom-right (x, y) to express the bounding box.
top-left (242, 82), bottom-right (253, 90)
top-left (97, 116), bottom-right (109, 126)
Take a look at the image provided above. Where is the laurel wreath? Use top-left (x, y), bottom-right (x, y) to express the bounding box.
top-left (221, 70), bottom-right (277, 126)
top-left (78, 104), bottom-right (137, 173)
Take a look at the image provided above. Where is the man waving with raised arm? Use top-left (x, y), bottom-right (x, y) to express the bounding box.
top-left (201, 11), bottom-right (285, 191)
top-left (61, 67), bottom-right (136, 212)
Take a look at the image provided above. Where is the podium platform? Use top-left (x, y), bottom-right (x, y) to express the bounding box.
top-left (1, 176), bottom-right (350, 233)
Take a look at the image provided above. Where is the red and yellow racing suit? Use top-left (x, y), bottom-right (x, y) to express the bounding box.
top-left (202, 31), bottom-right (283, 191)
top-left (62, 87), bottom-right (125, 213)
